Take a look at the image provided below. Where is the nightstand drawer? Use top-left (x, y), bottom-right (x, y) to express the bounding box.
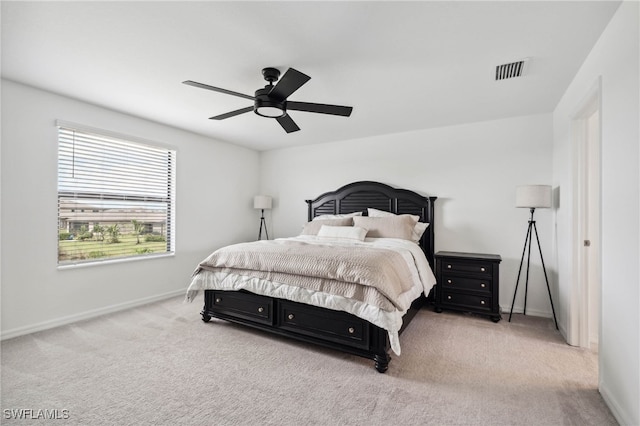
top-left (442, 260), bottom-right (492, 276)
top-left (442, 291), bottom-right (492, 311)
top-left (441, 274), bottom-right (491, 293)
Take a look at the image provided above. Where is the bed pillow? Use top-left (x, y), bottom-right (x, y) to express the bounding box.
top-left (367, 208), bottom-right (419, 222)
top-left (367, 208), bottom-right (429, 242)
top-left (410, 222), bottom-right (430, 242)
top-left (353, 215), bottom-right (415, 240)
top-left (300, 218), bottom-right (353, 235)
top-left (312, 211), bottom-right (363, 221)
top-left (317, 225), bottom-right (367, 242)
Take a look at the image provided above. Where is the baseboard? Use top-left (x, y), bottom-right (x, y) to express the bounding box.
top-left (502, 304), bottom-right (553, 318)
top-left (600, 379), bottom-right (637, 426)
top-left (1, 288), bottom-right (186, 341)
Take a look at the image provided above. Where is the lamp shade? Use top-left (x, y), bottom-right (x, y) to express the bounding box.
top-left (516, 185), bottom-right (552, 208)
top-left (253, 195), bottom-right (272, 210)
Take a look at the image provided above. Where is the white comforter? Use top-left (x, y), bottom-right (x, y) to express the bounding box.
top-left (185, 235), bottom-right (436, 355)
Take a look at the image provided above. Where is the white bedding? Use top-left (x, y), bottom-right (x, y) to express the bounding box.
top-left (185, 235), bottom-right (436, 355)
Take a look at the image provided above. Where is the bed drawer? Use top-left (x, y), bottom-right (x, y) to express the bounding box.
top-left (278, 301), bottom-right (370, 349)
top-left (208, 290), bottom-right (274, 326)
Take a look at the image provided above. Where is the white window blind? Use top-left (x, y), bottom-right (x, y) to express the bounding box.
top-left (57, 125), bottom-right (175, 265)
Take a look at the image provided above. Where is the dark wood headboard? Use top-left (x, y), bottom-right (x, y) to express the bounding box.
top-left (305, 181), bottom-right (437, 268)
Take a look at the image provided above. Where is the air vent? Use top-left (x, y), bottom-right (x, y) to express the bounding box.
top-left (495, 59), bottom-right (528, 80)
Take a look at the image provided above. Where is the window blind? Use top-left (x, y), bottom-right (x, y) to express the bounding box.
top-left (57, 125), bottom-right (175, 265)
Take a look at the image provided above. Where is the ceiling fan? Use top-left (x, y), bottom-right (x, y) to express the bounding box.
top-left (183, 67), bottom-right (353, 133)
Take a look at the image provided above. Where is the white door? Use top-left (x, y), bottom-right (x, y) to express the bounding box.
top-left (585, 109), bottom-right (601, 349)
top-left (570, 79), bottom-right (602, 351)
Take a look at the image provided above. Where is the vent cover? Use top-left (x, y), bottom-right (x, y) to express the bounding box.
top-left (495, 59), bottom-right (528, 80)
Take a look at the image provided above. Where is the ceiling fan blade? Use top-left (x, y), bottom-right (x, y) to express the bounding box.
top-left (276, 114), bottom-right (301, 133)
top-left (287, 101), bottom-right (353, 117)
top-left (269, 68), bottom-right (311, 101)
top-left (183, 80), bottom-right (254, 101)
top-left (209, 106), bottom-right (254, 120)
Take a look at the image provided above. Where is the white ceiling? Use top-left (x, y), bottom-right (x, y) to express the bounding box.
top-left (1, 1), bottom-right (621, 151)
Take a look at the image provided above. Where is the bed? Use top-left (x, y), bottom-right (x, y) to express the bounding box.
top-left (185, 181), bottom-right (437, 372)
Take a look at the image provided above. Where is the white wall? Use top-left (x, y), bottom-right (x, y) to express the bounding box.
top-left (260, 113), bottom-right (555, 318)
top-left (552, 2), bottom-right (639, 424)
top-left (0, 80), bottom-right (260, 338)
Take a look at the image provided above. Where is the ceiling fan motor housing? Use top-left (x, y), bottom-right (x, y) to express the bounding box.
top-left (254, 86), bottom-right (285, 118)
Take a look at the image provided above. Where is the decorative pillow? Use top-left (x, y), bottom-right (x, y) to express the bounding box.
top-left (312, 211), bottom-right (363, 221)
top-left (353, 216), bottom-right (415, 240)
top-left (300, 218), bottom-right (353, 235)
top-left (317, 225), bottom-right (367, 242)
top-left (367, 208), bottom-right (419, 223)
top-left (367, 208), bottom-right (429, 242)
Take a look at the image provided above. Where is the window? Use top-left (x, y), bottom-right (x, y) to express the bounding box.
top-left (57, 123), bottom-right (175, 265)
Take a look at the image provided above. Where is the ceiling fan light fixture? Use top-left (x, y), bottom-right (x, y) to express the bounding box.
top-left (255, 103), bottom-right (285, 118)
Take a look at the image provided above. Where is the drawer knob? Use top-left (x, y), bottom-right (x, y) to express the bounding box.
top-left (447, 264), bottom-right (452, 269)
top-left (447, 295), bottom-right (452, 300)
top-left (257, 307), bottom-right (264, 313)
top-left (215, 298), bottom-right (221, 303)
top-left (447, 279), bottom-right (452, 284)
top-left (287, 313), bottom-right (295, 320)
top-left (480, 267), bottom-right (486, 272)
top-left (348, 327), bottom-right (355, 334)
top-left (480, 300), bottom-right (485, 305)
top-left (480, 283), bottom-right (486, 288)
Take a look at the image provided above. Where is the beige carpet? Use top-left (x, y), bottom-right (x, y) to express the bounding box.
top-left (1, 296), bottom-right (616, 425)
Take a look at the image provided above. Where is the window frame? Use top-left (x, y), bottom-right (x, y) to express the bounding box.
top-left (56, 121), bottom-right (176, 268)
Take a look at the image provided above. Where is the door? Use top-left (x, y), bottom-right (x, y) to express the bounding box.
top-left (570, 78), bottom-right (601, 351)
top-left (585, 109), bottom-right (601, 349)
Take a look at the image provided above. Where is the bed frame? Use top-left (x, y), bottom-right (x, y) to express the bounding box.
top-left (201, 181), bottom-right (437, 372)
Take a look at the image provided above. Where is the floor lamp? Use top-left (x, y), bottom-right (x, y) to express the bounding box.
top-left (508, 185), bottom-right (559, 330)
top-left (254, 195), bottom-right (272, 240)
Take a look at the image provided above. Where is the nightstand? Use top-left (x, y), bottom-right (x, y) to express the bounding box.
top-left (434, 251), bottom-right (502, 322)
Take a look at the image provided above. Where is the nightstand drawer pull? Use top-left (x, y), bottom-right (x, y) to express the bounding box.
top-left (447, 264), bottom-right (452, 269)
top-left (480, 267), bottom-right (486, 272)
top-left (215, 297), bottom-right (221, 303)
top-left (447, 295), bottom-right (452, 300)
top-left (348, 327), bottom-right (355, 334)
top-left (480, 300), bottom-right (485, 305)
top-left (480, 283), bottom-right (486, 288)
top-left (447, 279), bottom-right (452, 284)
top-left (287, 313), bottom-right (295, 320)
top-left (257, 307), bottom-right (264, 313)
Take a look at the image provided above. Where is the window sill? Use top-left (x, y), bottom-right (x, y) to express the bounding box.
top-left (57, 252), bottom-right (175, 270)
